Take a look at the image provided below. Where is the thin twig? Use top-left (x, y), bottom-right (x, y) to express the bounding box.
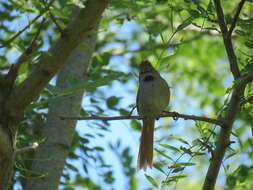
top-left (0, 0), bottom-right (55, 49)
top-left (5, 18), bottom-right (46, 87)
top-left (41, 0), bottom-right (64, 34)
top-left (15, 142), bottom-right (39, 155)
top-left (228, 0), bottom-right (246, 36)
top-left (15, 18), bottom-right (46, 67)
top-left (0, 14), bottom-right (42, 49)
top-left (112, 32), bottom-right (208, 55)
top-left (59, 111), bottom-right (224, 127)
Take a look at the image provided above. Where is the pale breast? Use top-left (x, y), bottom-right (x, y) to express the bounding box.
top-left (137, 76), bottom-right (170, 116)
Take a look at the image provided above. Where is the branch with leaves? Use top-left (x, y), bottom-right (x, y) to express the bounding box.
top-left (5, 0), bottom-right (109, 118)
top-left (0, 0), bottom-right (55, 49)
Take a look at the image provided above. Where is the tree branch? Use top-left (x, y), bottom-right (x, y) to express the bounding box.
top-left (5, 0), bottom-right (110, 118)
top-left (59, 111), bottom-right (224, 127)
top-left (203, 72), bottom-right (253, 190)
top-left (228, 0), bottom-right (246, 36)
top-left (15, 142), bottom-right (39, 155)
top-left (213, 0), bottom-right (241, 79)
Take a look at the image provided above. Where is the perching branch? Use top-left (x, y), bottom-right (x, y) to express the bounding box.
top-left (228, 0), bottom-right (246, 36)
top-left (15, 142), bottom-right (39, 155)
top-left (59, 111), bottom-right (224, 127)
top-left (213, 0), bottom-right (240, 79)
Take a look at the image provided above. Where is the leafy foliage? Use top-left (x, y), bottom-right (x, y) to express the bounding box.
top-left (1, 0), bottom-right (253, 189)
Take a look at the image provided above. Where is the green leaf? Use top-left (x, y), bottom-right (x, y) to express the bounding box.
top-left (130, 120), bottom-right (141, 131)
top-left (235, 29), bottom-right (247, 36)
top-left (159, 144), bottom-right (180, 152)
top-left (93, 146), bottom-right (104, 151)
top-left (66, 163), bottom-right (78, 172)
top-left (170, 136), bottom-right (190, 145)
top-left (119, 108), bottom-right (130, 116)
top-left (174, 162), bottom-right (195, 166)
top-left (145, 174), bottom-right (158, 188)
top-left (155, 148), bottom-right (174, 161)
top-left (63, 188), bottom-right (75, 190)
top-left (153, 163), bottom-right (166, 174)
top-left (245, 40), bottom-right (253, 49)
top-left (169, 175), bottom-right (187, 180)
top-left (18, 61), bottom-right (29, 75)
top-left (175, 16), bottom-right (195, 32)
top-left (171, 165), bottom-right (185, 173)
top-left (180, 146), bottom-right (192, 155)
top-left (106, 96), bottom-right (120, 109)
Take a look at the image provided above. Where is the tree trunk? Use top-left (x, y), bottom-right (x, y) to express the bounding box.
top-left (24, 23), bottom-right (97, 190)
top-left (0, 124), bottom-right (15, 190)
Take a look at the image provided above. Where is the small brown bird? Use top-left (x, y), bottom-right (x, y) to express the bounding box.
top-left (136, 60), bottom-right (170, 169)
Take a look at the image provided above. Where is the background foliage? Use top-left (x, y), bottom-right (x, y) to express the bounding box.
top-left (1, 0), bottom-right (253, 189)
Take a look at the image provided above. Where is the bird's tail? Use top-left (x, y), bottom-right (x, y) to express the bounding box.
top-left (137, 118), bottom-right (155, 170)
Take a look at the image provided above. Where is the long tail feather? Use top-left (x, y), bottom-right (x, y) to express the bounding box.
top-left (137, 118), bottom-right (155, 170)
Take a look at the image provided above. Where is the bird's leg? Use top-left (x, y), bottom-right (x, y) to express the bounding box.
top-left (162, 111), bottom-right (179, 121)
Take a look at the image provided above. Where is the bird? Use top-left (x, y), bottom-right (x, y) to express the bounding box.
top-left (136, 60), bottom-right (170, 169)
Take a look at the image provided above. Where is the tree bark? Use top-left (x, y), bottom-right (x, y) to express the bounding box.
top-left (24, 26), bottom-right (97, 189)
top-left (0, 124), bottom-right (14, 190)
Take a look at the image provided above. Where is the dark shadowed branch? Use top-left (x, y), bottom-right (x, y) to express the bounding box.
top-left (228, 0), bottom-right (246, 36)
top-left (213, 0), bottom-right (240, 79)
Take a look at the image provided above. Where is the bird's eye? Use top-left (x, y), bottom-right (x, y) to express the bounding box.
top-left (143, 75), bottom-right (154, 81)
